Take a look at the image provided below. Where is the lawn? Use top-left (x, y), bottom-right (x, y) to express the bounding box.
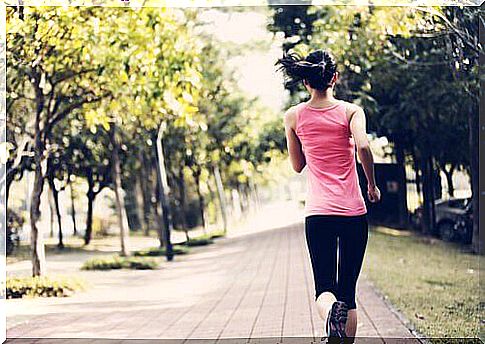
top-left (361, 226), bottom-right (483, 339)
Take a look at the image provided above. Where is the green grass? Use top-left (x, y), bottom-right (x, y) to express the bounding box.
top-left (81, 255), bottom-right (160, 270)
top-left (362, 226), bottom-right (483, 339)
top-left (208, 229), bottom-right (226, 239)
top-left (7, 275), bottom-right (87, 299)
top-left (134, 244), bottom-right (190, 257)
top-left (178, 232), bottom-right (222, 247)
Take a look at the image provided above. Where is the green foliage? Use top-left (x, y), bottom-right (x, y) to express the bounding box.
top-left (133, 245), bottom-right (190, 257)
top-left (208, 230), bottom-right (226, 239)
top-left (183, 233), bottom-right (215, 247)
top-left (363, 227), bottom-right (482, 338)
top-left (81, 255), bottom-right (160, 270)
top-left (7, 275), bottom-right (86, 299)
top-left (269, 5), bottom-right (480, 172)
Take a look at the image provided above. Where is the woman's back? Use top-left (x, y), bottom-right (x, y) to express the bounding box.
top-left (295, 100), bottom-right (367, 216)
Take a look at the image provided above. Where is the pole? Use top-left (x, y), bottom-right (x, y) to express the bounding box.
top-left (156, 123), bottom-right (174, 261)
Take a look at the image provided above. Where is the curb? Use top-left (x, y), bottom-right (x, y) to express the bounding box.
top-left (363, 277), bottom-right (431, 344)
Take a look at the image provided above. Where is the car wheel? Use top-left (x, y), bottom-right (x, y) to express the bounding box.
top-left (438, 222), bottom-right (456, 242)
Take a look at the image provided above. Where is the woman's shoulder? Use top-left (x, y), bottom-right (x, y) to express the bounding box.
top-left (337, 100), bottom-right (364, 122)
top-left (337, 99), bottom-right (363, 111)
top-left (284, 102), bottom-right (307, 130)
top-left (284, 102), bottom-right (305, 120)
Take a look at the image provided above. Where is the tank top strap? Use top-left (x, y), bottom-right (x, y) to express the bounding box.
top-left (336, 100), bottom-right (351, 128)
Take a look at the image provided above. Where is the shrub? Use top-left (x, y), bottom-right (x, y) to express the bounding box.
top-left (81, 255), bottom-right (159, 270)
top-left (7, 275), bottom-right (86, 299)
top-left (133, 245), bottom-right (189, 257)
top-left (209, 230), bottom-right (226, 239)
top-left (185, 235), bottom-right (214, 247)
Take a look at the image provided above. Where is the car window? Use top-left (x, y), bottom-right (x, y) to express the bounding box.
top-left (447, 199), bottom-right (468, 209)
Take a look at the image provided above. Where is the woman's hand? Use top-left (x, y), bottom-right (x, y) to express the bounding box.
top-left (367, 185), bottom-right (381, 203)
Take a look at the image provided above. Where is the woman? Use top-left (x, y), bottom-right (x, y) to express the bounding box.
top-left (276, 50), bottom-right (381, 343)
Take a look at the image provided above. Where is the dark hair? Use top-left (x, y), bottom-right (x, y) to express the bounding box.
top-left (275, 49), bottom-right (337, 91)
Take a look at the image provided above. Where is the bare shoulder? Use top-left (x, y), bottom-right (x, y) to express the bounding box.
top-left (340, 100), bottom-right (363, 114)
top-left (340, 100), bottom-right (364, 122)
top-left (283, 104), bottom-right (300, 129)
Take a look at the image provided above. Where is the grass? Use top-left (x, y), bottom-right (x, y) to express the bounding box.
top-left (178, 231), bottom-right (226, 247)
top-left (362, 226), bottom-right (483, 339)
top-left (7, 275), bottom-right (87, 299)
top-left (134, 244), bottom-right (190, 257)
top-left (81, 255), bottom-right (160, 270)
top-left (208, 229), bottom-right (226, 239)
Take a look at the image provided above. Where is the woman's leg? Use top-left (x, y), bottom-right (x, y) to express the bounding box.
top-left (316, 291), bottom-right (337, 323)
top-left (304, 215), bottom-right (338, 334)
top-left (336, 215), bottom-right (369, 338)
top-left (345, 309), bottom-right (358, 338)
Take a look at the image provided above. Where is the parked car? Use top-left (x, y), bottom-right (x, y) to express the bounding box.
top-left (452, 201), bottom-right (473, 244)
top-left (410, 197), bottom-right (473, 243)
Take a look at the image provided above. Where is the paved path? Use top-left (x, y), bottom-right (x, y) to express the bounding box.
top-left (6, 222), bottom-right (420, 343)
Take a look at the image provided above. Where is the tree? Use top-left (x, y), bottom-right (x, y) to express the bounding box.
top-left (7, 7), bottom-right (111, 275)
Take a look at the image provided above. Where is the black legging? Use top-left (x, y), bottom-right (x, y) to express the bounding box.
top-left (304, 214), bottom-right (369, 310)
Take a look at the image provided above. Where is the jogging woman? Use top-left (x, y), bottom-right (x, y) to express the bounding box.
top-left (276, 49), bottom-right (381, 343)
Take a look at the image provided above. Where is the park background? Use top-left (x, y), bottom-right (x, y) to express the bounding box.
top-left (4, 3), bottom-right (483, 342)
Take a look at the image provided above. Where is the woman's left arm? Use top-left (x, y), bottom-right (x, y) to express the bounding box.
top-left (284, 107), bottom-right (306, 173)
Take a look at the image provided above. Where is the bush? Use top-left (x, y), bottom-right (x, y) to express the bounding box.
top-left (185, 234), bottom-right (214, 247)
top-left (209, 230), bottom-right (226, 239)
top-left (7, 275), bottom-right (86, 299)
top-left (133, 245), bottom-right (189, 257)
top-left (81, 255), bottom-right (159, 270)
top-left (7, 208), bottom-right (24, 256)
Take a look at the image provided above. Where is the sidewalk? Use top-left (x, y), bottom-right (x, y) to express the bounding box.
top-left (6, 205), bottom-right (419, 343)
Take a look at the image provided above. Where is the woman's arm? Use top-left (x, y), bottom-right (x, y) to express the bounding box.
top-left (348, 105), bottom-right (381, 203)
top-left (284, 107), bottom-right (306, 173)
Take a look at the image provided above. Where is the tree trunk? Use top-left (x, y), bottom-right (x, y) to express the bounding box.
top-left (213, 165), bottom-right (228, 234)
top-left (123, 179), bottom-right (141, 232)
top-left (470, 108), bottom-right (481, 254)
top-left (155, 127), bottom-right (173, 260)
top-left (249, 177), bottom-right (260, 212)
top-left (153, 173), bottom-right (166, 248)
top-left (138, 150), bottom-right (151, 235)
top-left (70, 182), bottom-right (78, 236)
top-left (109, 124), bottom-right (130, 256)
top-left (206, 176), bottom-right (217, 228)
top-left (176, 169), bottom-right (190, 242)
top-left (84, 171), bottom-right (95, 245)
top-left (421, 155), bottom-right (436, 234)
top-left (443, 165), bottom-right (456, 198)
top-left (395, 140), bottom-right (409, 228)
top-left (134, 177), bottom-right (146, 233)
top-left (193, 166), bottom-right (207, 234)
top-left (30, 142), bottom-right (47, 276)
top-left (48, 174), bottom-right (64, 249)
top-left (48, 187), bottom-right (55, 238)
top-left (412, 151), bottom-right (422, 198)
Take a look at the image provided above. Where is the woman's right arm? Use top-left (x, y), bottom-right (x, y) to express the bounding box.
top-left (284, 107), bottom-right (306, 173)
top-left (348, 105), bottom-right (381, 203)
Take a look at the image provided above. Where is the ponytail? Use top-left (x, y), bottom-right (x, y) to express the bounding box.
top-left (275, 50), bottom-right (336, 91)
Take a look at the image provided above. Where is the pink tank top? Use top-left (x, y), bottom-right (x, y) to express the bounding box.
top-left (295, 101), bottom-right (367, 217)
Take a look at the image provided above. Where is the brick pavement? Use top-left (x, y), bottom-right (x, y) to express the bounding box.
top-left (6, 222), bottom-right (421, 344)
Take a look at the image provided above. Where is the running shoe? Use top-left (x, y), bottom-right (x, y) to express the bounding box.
top-left (324, 300), bottom-right (349, 343)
